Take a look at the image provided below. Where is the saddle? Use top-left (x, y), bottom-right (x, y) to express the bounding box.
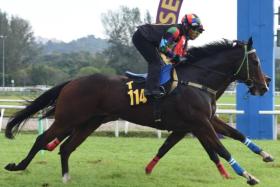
top-left (125, 64), bottom-right (178, 98)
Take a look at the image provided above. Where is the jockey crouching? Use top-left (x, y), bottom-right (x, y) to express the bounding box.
top-left (132, 13), bottom-right (204, 98)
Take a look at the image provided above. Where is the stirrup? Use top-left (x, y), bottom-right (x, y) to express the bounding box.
top-left (153, 86), bottom-right (166, 99)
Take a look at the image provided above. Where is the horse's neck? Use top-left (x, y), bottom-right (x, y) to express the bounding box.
top-left (176, 49), bottom-right (241, 92)
top-left (216, 79), bottom-right (233, 100)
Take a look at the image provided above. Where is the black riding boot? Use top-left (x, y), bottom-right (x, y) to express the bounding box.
top-left (145, 63), bottom-right (165, 98)
top-left (145, 63), bottom-right (164, 122)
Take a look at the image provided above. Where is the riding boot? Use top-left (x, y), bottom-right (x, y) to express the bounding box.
top-left (145, 63), bottom-right (164, 122)
top-left (145, 62), bottom-right (165, 98)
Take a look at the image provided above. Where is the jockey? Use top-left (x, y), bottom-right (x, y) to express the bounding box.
top-left (132, 13), bottom-right (204, 98)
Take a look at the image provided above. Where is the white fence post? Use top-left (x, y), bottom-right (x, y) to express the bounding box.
top-left (229, 114), bottom-right (233, 126)
top-left (157, 130), bottom-right (162, 138)
top-left (115, 120), bottom-right (119, 137)
top-left (124, 121), bottom-right (129, 134)
top-left (0, 108), bottom-right (5, 132)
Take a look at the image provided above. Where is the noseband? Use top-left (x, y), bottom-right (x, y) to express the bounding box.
top-left (233, 45), bottom-right (256, 87)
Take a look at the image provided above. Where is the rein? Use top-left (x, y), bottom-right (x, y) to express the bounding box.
top-left (177, 61), bottom-right (227, 77)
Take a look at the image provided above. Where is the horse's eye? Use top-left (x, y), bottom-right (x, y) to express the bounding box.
top-left (251, 60), bottom-right (258, 65)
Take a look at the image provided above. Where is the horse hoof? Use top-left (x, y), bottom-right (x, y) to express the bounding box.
top-left (222, 174), bottom-right (230, 179)
top-left (145, 167), bottom-right (152, 175)
top-left (4, 163), bottom-right (17, 171)
top-left (243, 171), bottom-right (259, 186)
top-left (261, 151), bottom-right (274, 162)
top-left (247, 178), bottom-right (259, 186)
top-left (62, 173), bottom-right (71, 183)
top-left (263, 156), bottom-right (274, 162)
top-left (246, 176), bottom-right (260, 186)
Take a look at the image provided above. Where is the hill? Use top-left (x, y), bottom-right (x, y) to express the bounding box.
top-left (37, 35), bottom-right (109, 54)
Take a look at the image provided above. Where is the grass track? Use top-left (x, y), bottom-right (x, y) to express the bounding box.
top-left (1, 134), bottom-right (280, 187)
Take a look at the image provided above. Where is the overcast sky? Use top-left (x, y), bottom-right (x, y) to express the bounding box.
top-left (1, 0), bottom-right (238, 45)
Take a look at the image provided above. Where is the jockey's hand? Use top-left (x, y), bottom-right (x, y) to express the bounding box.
top-left (179, 57), bottom-right (188, 63)
top-left (173, 55), bottom-right (187, 64)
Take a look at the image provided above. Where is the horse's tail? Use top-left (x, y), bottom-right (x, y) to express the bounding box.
top-left (5, 81), bottom-right (70, 139)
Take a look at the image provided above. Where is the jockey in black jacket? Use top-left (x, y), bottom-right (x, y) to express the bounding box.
top-left (132, 13), bottom-right (204, 98)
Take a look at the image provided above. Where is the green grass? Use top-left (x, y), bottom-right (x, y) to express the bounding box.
top-left (1, 134), bottom-right (280, 187)
top-left (217, 94), bottom-right (236, 104)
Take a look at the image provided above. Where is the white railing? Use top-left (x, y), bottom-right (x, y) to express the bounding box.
top-left (223, 91), bottom-right (280, 96)
top-left (0, 105), bottom-right (26, 132)
top-left (0, 104), bottom-right (245, 138)
top-left (259, 110), bottom-right (280, 140)
top-left (1, 103), bottom-right (279, 139)
top-left (117, 109), bottom-right (245, 138)
top-left (0, 99), bottom-right (31, 102)
top-left (1, 99), bottom-right (278, 108)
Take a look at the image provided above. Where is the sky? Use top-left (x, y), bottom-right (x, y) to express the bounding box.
top-left (0, 0), bottom-right (238, 45)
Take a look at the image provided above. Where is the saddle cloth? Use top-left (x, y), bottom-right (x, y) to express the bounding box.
top-left (125, 64), bottom-right (178, 106)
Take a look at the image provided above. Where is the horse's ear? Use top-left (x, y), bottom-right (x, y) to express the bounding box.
top-left (248, 37), bottom-right (253, 48)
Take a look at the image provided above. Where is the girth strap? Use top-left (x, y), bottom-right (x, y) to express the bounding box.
top-left (169, 69), bottom-right (216, 96)
top-left (180, 81), bottom-right (217, 96)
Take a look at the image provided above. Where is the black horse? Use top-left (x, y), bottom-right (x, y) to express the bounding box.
top-left (4, 37), bottom-right (268, 185)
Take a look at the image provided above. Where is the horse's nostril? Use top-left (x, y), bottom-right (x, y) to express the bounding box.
top-left (261, 87), bottom-right (268, 93)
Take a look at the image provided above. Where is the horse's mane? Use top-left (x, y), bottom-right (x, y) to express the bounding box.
top-left (187, 39), bottom-right (237, 63)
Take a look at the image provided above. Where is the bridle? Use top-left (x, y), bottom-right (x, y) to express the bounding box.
top-left (233, 45), bottom-right (256, 87)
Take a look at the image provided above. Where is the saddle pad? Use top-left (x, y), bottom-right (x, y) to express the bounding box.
top-left (125, 64), bottom-right (173, 85)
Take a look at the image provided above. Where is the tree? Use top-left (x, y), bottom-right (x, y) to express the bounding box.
top-left (0, 10), bottom-right (41, 85)
top-left (28, 64), bottom-right (68, 85)
top-left (101, 6), bottom-right (153, 74)
top-left (76, 66), bottom-right (100, 77)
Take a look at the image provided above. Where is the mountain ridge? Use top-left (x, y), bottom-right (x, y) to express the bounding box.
top-left (36, 35), bottom-right (109, 54)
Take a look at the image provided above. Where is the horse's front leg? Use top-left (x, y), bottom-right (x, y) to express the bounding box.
top-left (145, 131), bottom-right (187, 174)
top-left (211, 116), bottom-right (274, 162)
top-left (194, 119), bottom-right (259, 185)
top-left (146, 129), bottom-right (230, 178)
top-left (197, 137), bottom-right (230, 179)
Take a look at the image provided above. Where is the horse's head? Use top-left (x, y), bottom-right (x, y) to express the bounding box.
top-left (233, 37), bottom-right (268, 96)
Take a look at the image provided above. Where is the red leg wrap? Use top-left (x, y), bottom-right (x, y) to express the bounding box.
top-left (216, 161), bottom-right (230, 179)
top-left (46, 138), bottom-right (60, 151)
top-left (145, 156), bottom-right (160, 174)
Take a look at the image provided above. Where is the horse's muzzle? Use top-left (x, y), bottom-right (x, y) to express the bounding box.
top-left (249, 86), bottom-right (268, 96)
top-left (259, 87), bottom-right (269, 96)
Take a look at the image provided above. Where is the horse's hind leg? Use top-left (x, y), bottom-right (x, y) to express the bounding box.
top-left (145, 131), bottom-right (187, 174)
top-left (5, 121), bottom-right (70, 171)
top-left (59, 116), bottom-right (105, 183)
top-left (211, 116), bottom-right (274, 162)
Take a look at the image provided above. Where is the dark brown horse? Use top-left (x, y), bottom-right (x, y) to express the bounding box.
top-left (4, 38), bottom-right (268, 185)
top-left (144, 75), bottom-right (273, 179)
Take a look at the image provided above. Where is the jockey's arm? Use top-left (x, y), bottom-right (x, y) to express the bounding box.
top-left (159, 27), bottom-right (182, 63)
